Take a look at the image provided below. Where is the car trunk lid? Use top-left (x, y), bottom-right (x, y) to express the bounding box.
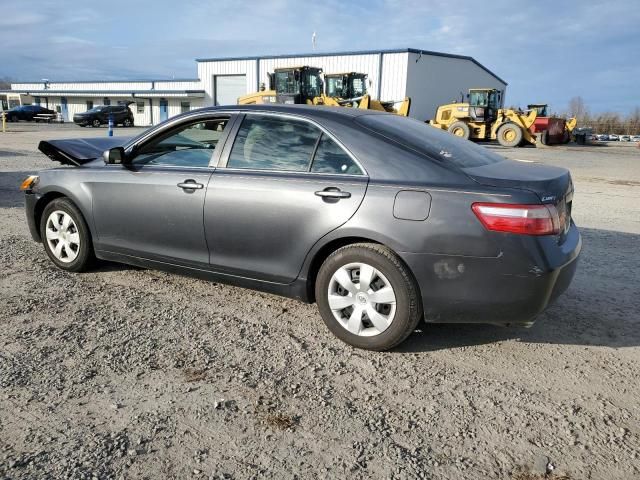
top-left (38, 137), bottom-right (131, 166)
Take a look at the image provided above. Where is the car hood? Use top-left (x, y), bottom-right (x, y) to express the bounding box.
top-left (38, 137), bottom-right (132, 166)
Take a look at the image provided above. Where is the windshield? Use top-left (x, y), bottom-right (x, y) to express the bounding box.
top-left (469, 90), bottom-right (489, 107)
top-left (351, 76), bottom-right (366, 97)
top-left (302, 70), bottom-right (322, 98)
top-left (326, 77), bottom-right (345, 98)
top-left (275, 71), bottom-right (299, 95)
top-left (356, 114), bottom-right (507, 169)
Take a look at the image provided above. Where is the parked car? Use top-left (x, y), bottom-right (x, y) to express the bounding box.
top-left (630, 135), bottom-right (640, 142)
top-left (619, 135), bottom-right (631, 142)
top-left (4, 105), bottom-right (55, 122)
top-left (22, 105), bottom-right (581, 351)
top-left (73, 104), bottom-right (134, 127)
top-left (597, 134), bottom-right (609, 141)
top-left (608, 134), bottom-right (619, 141)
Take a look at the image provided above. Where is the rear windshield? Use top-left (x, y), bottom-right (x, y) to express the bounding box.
top-left (355, 114), bottom-right (506, 169)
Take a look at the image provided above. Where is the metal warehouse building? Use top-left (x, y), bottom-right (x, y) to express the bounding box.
top-left (5, 48), bottom-right (506, 126)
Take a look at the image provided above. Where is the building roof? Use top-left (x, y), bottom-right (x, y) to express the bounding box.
top-left (195, 47), bottom-right (507, 86)
top-left (3, 89), bottom-right (205, 98)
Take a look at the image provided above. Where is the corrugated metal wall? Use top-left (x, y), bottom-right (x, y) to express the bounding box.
top-left (195, 52), bottom-right (410, 106)
top-left (405, 52), bottom-right (508, 122)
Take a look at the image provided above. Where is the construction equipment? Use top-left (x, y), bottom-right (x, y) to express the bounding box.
top-left (429, 88), bottom-right (538, 147)
top-left (238, 67), bottom-right (410, 116)
top-left (238, 66), bottom-right (323, 105)
top-left (527, 104), bottom-right (576, 145)
top-left (320, 72), bottom-right (411, 116)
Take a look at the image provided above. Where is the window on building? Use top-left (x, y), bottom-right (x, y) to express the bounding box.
top-left (180, 101), bottom-right (191, 114)
top-left (34, 97), bottom-right (41, 106)
top-left (136, 101), bottom-right (145, 114)
top-left (311, 134), bottom-right (363, 175)
top-left (103, 98), bottom-right (111, 106)
top-left (86, 100), bottom-right (93, 110)
top-left (227, 114), bottom-right (320, 172)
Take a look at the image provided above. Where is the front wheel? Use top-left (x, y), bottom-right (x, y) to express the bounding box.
top-left (92, 118), bottom-right (101, 128)
top-left (315, 243), bottom-right (422, 351)
top-left (496, 123), bottom-right (524, 147)
top-left (40, 198), bottom-right (95, 272)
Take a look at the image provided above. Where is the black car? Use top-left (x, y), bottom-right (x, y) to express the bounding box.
top-left (73, 105), bottom-right (134, 128)
top-left (24, 105), bottom-right (580, 351)
top-left (4, 105), bottom-right (55, 122)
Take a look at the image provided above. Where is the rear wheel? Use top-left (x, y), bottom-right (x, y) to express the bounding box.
top-left (92, 118), bottom-right (101, 128)
top-left (40, 198), bottom-right (94, 272)
top-left (497, 123), bottom-right (523, 147)
top-left (315, 243), bottom-right (422, 351)
top-left (447, 121), bottom-right (471, 140)
top-left (123, 118), bottom-right (133, 127)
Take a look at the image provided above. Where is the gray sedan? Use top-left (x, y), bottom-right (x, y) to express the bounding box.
top-left (23, 105), bottom-right (581, 350)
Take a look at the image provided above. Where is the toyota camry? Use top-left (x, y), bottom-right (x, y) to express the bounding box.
top-left (22, 105), bottom-right (581, 350)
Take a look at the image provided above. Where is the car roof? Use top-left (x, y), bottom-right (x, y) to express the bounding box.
top-left (197, 103), bottom-right (388, 119)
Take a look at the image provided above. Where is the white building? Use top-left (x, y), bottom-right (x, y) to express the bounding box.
top-left (4, 48), bottom-right (506, 126)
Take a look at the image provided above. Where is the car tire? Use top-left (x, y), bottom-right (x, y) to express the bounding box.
top-left (315, 243), bottom-right (422, 351)
top-left (92, 119), bottom-right (101, 128)
top-left (40, 197), bottom-right (95, 272)
top-left (447, 121), bottom-right (471, 140)
top-left (497, 123), bottom-right (523, 147)
top-left (123, 118), bottom-right (133, 127)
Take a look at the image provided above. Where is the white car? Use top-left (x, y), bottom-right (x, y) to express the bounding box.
top-left (630, 135), bottom-right (640, 142)
top-left (619, 135), bottom-right (631, 142)
top-left (597, 134), bottom-right (609, 141)
top-left (608, 134), bottom-right (619, 141)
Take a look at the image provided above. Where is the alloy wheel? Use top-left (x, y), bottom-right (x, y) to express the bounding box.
top-left (327, 262), bottom-right (397, 336)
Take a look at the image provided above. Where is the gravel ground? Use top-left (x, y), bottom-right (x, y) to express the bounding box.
top-left (1, 124), bottom-right (639, 480)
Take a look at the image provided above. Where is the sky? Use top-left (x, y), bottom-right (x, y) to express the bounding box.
top-left (0, 0), bottom-right (638, 114)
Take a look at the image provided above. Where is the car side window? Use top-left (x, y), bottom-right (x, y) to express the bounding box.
top-left (227, 115), bottom-right (320, 172)
top-left (132, 118), bottom-right (229, 168)
top-left (311, 133), bottom-right (363, 175)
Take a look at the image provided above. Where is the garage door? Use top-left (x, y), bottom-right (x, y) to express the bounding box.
top-left (214, 75), bottom-right (246, 106)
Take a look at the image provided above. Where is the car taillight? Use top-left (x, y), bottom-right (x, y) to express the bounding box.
top-left (471, 203), bottom-right (560, 236)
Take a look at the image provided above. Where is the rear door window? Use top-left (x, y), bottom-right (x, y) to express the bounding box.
top-left (311, 133), bottom-right (363, 175)
top-left (227, 114), bottom-right (320, 172)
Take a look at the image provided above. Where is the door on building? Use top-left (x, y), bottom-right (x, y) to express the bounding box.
top-left (159, 99), bottom-right (168, 122)
top-left (61, 97), bottom-right (68, 121)
top-left (214, 75), bottom-right (246, 106)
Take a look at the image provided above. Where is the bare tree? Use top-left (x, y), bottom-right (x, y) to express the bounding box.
top-left (568, 96), bottom-right (588, 121)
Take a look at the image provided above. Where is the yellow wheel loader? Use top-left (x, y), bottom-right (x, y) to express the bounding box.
top-left (239, 67), bottom-right (410, 116)
top-left (238, 66), bottom-right (323, 105)
top-left (430, 88), bottom-right (538, 147)
top-left (320, 72), bottom-right (411, 116)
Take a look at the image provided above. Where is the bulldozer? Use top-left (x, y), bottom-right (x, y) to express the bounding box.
top-left (238, 67), bottom-right (411, 116)
top-left (429, 88), bottom-right (538, 147)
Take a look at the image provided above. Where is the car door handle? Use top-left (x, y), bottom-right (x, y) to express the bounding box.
top-left (315, 188), bottom-right (351, 199)
top-left (177, 180), bottom-right (204, 190)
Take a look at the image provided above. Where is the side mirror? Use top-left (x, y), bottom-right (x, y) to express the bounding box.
top-left (103, 146), bottom-right (125, 165)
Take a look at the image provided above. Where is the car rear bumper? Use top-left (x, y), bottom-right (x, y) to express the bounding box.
top-left (400, 222), bottom-right (582, 325)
